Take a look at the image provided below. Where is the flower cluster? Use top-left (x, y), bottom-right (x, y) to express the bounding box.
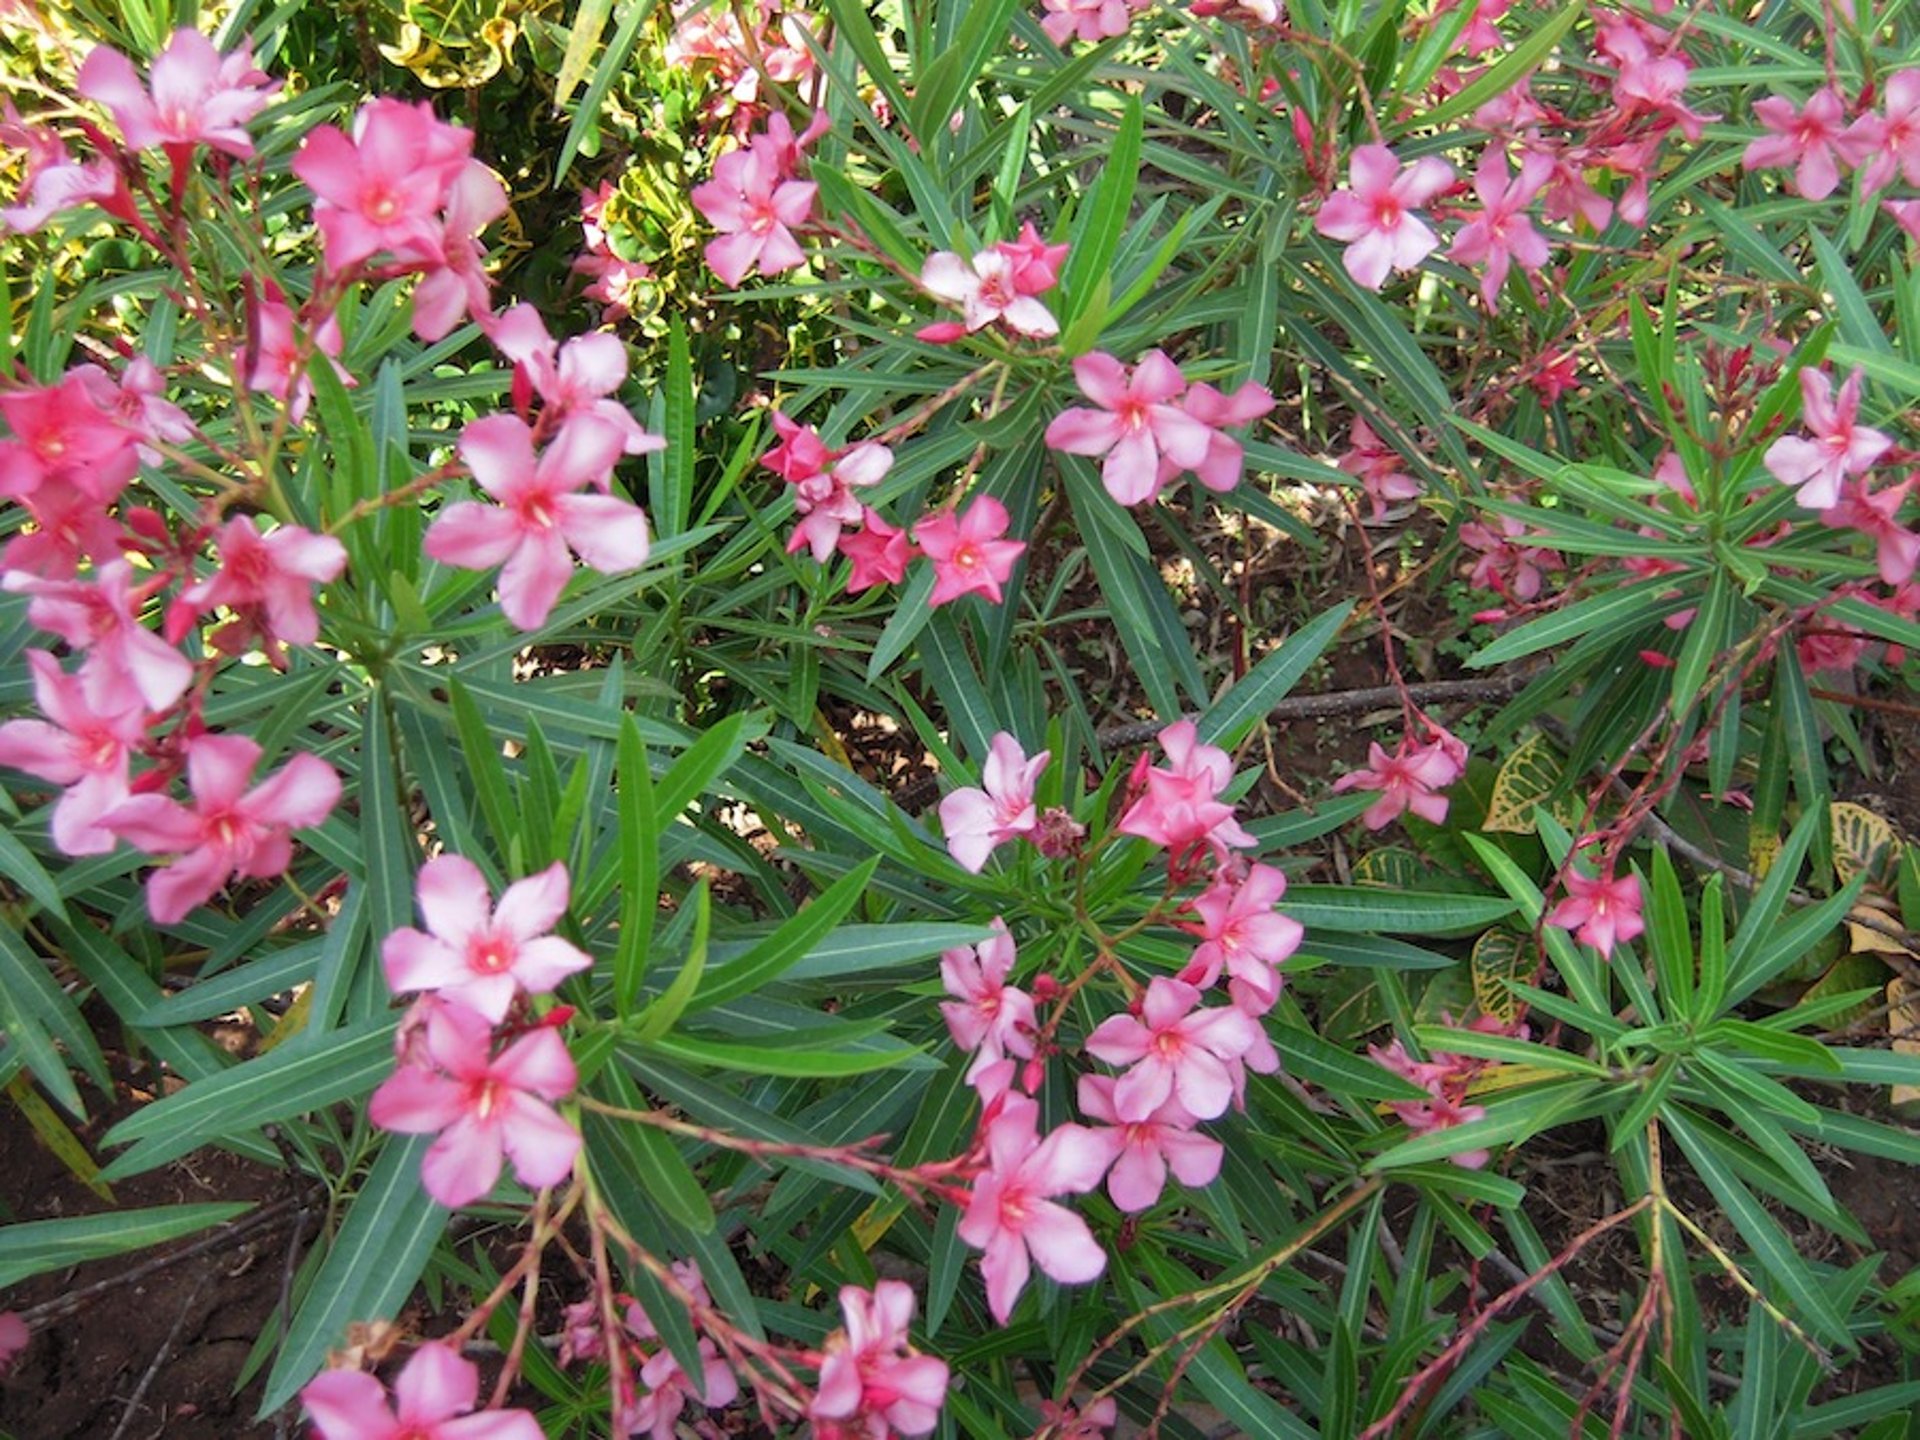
top-left (916, 223), bottom-right (1067, 342)
top-left (690, 111), bottom-right (825, 287)
top-left (1369, 1018), bottom-right (1521, 1170)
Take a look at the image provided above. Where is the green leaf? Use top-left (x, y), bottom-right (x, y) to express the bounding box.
top-left (1278, 1024), bottom-right (1435, 1100)
top-left (585, 1067), bottom-right (714, 1234)
top-left (552, 0), bottom-right (614, 107)
top-left (1469, 581), bottom-right (1687, 668)
top-left (1407, 0), bottom-right (1585, 129)
top-left (0, 1203), bottom-right (254, 1288)
top-left (0, 826), bottom-right (66, 921)
top-left (631, 879), bottom-right (709, 1043)
top-left (1198, 601), bottom-right (1354, 749)
top-left (642, 1030), bottom-right (925, 1078)
top-left (1059, 94), bottom-right (1143, 327)
top-left (615, 717), bottom-right (658, 1015)
top-left (691, 858), bottom-right (880, 1011)
top-left (552, 0), bottom-right (658, 184)
top-left (1284, 886), bottom-right (1517, 933)
top-left (1367, 1079), bottom-right (1608, 1170)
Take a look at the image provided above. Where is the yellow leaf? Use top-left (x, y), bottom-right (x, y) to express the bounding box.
top-left (1832, 801), bottom-right (1902, 891)
top-left (1470, 929), bottom-right (1532, 1025)
top-left (1483, 733), bottom-right (1563, 834)
top-left (1890, 976), bottom-right (1920, 1115)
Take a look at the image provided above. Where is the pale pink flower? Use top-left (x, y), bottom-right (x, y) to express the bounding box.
top-left (1085, 977), bottom-right (1264, 1122)
top-left (369, 999), bottom-right (580, 1207)
top-left (0, 651), bottom-right (146, 855)
top-left (1822, 475), bottom-right (1920, 585)
top-left (1076, 1073), bottom-right (1224, 1212)
top-left (919, 249), bottom-right (1058, 338)
top-left (837, 508), bottom-right (912, 594)
top-left (104, 356), bottom-right (195, 464)
top-left (939, 732), bottom-right (1049, 872)
top-left (1044, 350), bottom-right (1212, 507)
top-left (1447, 149), bottom-right (1553, 307)
top-left (1460, 513), bottom-right (1561, 601)
top-left (1369, 1037), bottom-right (1490, 1168)
top-left (1764, 368), bottom-right (1894, 510)
top-left (103, 733), bottom-right (341, 924)
top-left (956, 1094), bottom-right (1115, 1323)
top-left (246, 291), bottom-right (348, 425)
top-left (302, 1341), bottom-right (544, 1440)
top-left (1315, 144), bottom-right (1454, 289)
top-left (1849, 70), bottom-right (1920, 194)
top-left (5, 559), bottom-right (194, 714)
top-left (76, 28), bottom-right (278, 160)
top-left (1889, 198), bottom-right (1920, 242)
top-left (409, 161), bottom-right (511, 341)
top-left (175, 516), bottom-right (347, 650)
top-left (914, 496), bottom-right (1025, 606)
top-left (1115, 719), bottom-right (1256, 858)
top-left (1332, 734), bottom-right (1462, 831)
top-left (1744, 88), bottom-right (1853, 200)
top-left (1181, 862), bottom-right (1302, 1015)
top-left (425, 412), bottom-right (650, 631)
top-left (1040, 0), bottom-right (1148, 45)
top-left (0, 150), bottom-right (119, 233)
top-left (811, 1281), bottom-right (950, 1438)
top-left (690, 143), bottom-right (815, 286)
top-left (939, 919), bottom-right (1037, 1070)
top-left (294, 99), bottom-right (474, 270)
top-left (1036, 1397), bottom-right (1119, 1439)
top-left (1337, 417), bottom-right (1423, 519)
top-left (382, 855), bottom-right (592, 1024)
top-left (487, 304), bottom-right (664, 462)
top-left (1545, 865), bottom-right (1646, 956)
top-left (1598, 18), bottom-right (1715, 140)
top-left (621, 1333), bottom-right (739, 1440)
top-left (1180, 378), bottom-right (1277, 493)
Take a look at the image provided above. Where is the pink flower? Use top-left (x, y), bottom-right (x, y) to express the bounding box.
top-left (1314, 144), bottom-right (1454, 289)
top-left (838, 508), bottom-right (913, 593)
top-left (0, 150), bottom-right (119, 234)
top-left (246, 291), bottom-right (348, 425)
top-left (1764, 367), bottom-right (1894, 510)
top-left (1850, 70), bottom-right (1920, 194)
top-left (1545, 865), bottom-right (1645, 956)
top-left (302, 1341), bottom-right (543, 1440)
top-left (1039, 0), bottom-right (1149, 45)
top-left (914, 496), bottom-right (1025, 606)
top-left (1447, 150), bottom-right (1553, 307)
top-left (76, 28), bottom-right (279, 160)
top-left (1044, 350), bottom-right (1212, 507)
top-left (0, 485), bottom-right (125, 579)
top-left (918, 249), bottom-right (1059, 338)
top-left (0, 1311), bottom-right (25, 1375)
top-left (1332, 732), bottom-right (1464, 831)
top-left (690, 141), bottom-right (816, 286)
top-left (939, 732), bottom-right (1048, 872)
top-left (5, 559), bottom-right (194, 714)
top-left (1369, 1037), bottom-right (1490, 1168)
top-left (1460, 513), bottom-right (1561, 601)
top-left (1337, 417), bottom-right (1423, 519)
top-left (994, 221), bottom-right (1070, 293)
top-left (811, 1282), bottom-right (950, 1438)
top-left (0, 369), bottom-right (141, 505)
top-left (1822, 475), bottom-right (1920, 585)
top-left (382, 855), bottom-right (592, 1024)
top-left (1743, 88), bottom-right (1853, 200)
top-left (294, 99), bottom-right (474, 271)
top-left (425, 412), bottom-right (651, 630)
top-left (1181, 861), bottom-right (1302, 1015)
top-left (1085, 977), bottom-right (1265, 1122)
top-left (174, 517), bottom-right (347, 651)
top-left (409, 161), bottom-right (511, 341)
top-left (939, 919), bottom-right (1037, 1071)
top-left (770, 424), bottom-right (893, 564)
top-left (486, 304), bottom-right (664, 463)
top-left (1115, 719), bottom-right (1256, 858)
top-left (369, 1000), bottom-right (580, 1207)
top-left (0, 651), bottom-right (147, 855)
top-left (103, 734), bottom-right (341, 924)
top-left (1180, 378), bottom-right (1277, 493)
top-left (1076, 1073), bottom-right (1224, 1212)
top-left (956, 1094), bottom-right (1115, 1323)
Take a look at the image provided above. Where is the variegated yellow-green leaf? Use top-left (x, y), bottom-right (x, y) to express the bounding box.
top-left (1470, 929), bottom-right (1533, 1025)
top-left (1831, 800), bottom-right (1901, 892)
top-left (6, 1074), bottom-right (112, 1202)
top-left (1352, 846), bottom-right (1434, 890)
top-left (1888, 976), bottom-right (1920, 1115)
top-left (1483, 733), bottom-right (1563, 835)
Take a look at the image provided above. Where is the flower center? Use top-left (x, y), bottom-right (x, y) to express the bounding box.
top-left (470, 934), bottom-right (513, 974)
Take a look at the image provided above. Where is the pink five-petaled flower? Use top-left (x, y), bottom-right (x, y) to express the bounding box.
top-left (1447, 149), bottom-right (1554, 308)
top-left (302, 1341), bottom-right (544, 1440)
top-left (76, 28), bottom-right (279, 161)
top-left (914, 496), bottom-right (1025, 606)
top-left (1085, 976), bottom-right (1265, 1123)
top-left (1545, 864), bottom-right (1646, 956)
top-left (1314, 143), bottom-right (1454, 290)
top-left (1850, 70), bottom-right (1920, 195)
top-left (838, 508), bottom-right (913, 594)
top-left (1823, 475), bottom-right (1920, 586)
top-left (939, 731), bottom-right (1049, 872)
top-left (382, 855), bottom-right (592, 1024)
top-left (1181, 378), bottom-right (1277, 493)
top-left (690, 142), bottom-right (816, 286)
top-left (918, 249), bottom-right (1059, 339)
top-left (1743, 88), bottom-right (1853, 200)
top-left (246, 290), bottom-right (348, 426)
top-left (5, 558), bottom-right (193, 715)
top-left (995, 221), bottom-right (1070, 293)
top-left (1332, 732), bottom-right (1463, 831)
top-left (0, 651), bottom-right (146, 857)
top-left (810, 1281), bottom-right (950, 1439)
top-left (956, 1093), bottom-right (1115, 1323)
top-left (410, 160), bottom-right (511, 342)
top-left (1115, 718), bottom-right (1256, 859)
top-left (174, 516), bottom-right (347, 652)
top-left (294, 98), bottom-right (474, 271)
top-left (102, 733), bottom-right (341, 925)
top-left (369, 999), bottom-right (580, 1207)
top-left (1044, 350), bottom-right (1212, 507)
top-left (0, 368), bottom-right (141, 506)
top-left (938, 918), bottom-right (1037, 1072)
top-left (1182, 861), bottom-right (1302, 1016)
top-left (486, 304), bottom-right (664, 462)
top-left (1338, 416), bottom-right (1424, 520)
top-left (427, 412), bottom-right (651, 631)
top-left (1075, 1073), bottom-right (1224, 1213)
top-left (1763, 367), bottom-right (1894, 511)
top-left (1040, 0), bottom-right (1150, 45)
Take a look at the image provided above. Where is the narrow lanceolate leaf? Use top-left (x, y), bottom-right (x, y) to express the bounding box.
top-left (690, 857), bottom-right (880, 1011)
top-left (0, 1203), bottom-right (254, 1288)
top-left (1199, 601), bottom-right (1354, 750)
top-left (643, 1030), bottom-right (927, 1078)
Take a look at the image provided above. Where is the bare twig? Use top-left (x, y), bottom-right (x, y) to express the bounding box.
top-left (107, 1269), bottom-right (209, 1440)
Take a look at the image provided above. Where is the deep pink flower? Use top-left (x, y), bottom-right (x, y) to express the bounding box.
top-left (938, 919), bottom-right (1037, 1070)
top-left (1545, 866), bottom-right (1646, 956)
top-left (914, 496), bottom-right (1024, 606)
top-left (1044, 350), bottom-right (1212, 507)
top-left (487, 304), bottom-right (664, 463)
top-left (1076, 1073), bottom-right (1224, 1212)
top-left (1849, 70), bottom-right (1920, 194)
top-left (1085, 977), bottom-right (1264, 1122)
top-left (1180, 378), bottom-right (1277, 493)
top-left (956, 1094), bottom-right (1115, 1322)
top-left (369, 1000), bottom-right (580, 1207)
top-left (1764, 367), bottom-right (1894, 510)
top-left (77, 28), bottom-right (278, 160)
top-left (383, 855), bottom-right (592, 1024)
top-left (5, 559), bottom-right (194, 714)
top-left (919, 250), bottom-right (1058, 338)
top-left (838, 508), bottom-right (913, 593)
top-left (785, 438), bottom-right (893, 564)
top-left (103, 734), bottom-right (340, 924)
top-left (939, 732), bottom-right (1048, 872)
top-left (0, 651), bottom-right (146, 855)
top-left (0, 485), bottom-right (125, 579)
top-left (1181, 861), bottom-right (1302, 1015)
top-left (426, 412), bottom-right (651, 631)
top-left (1744, 88), bottom-right (1853, 200)
top-left (302, 1341), bottom-right (543, 1440)
top-left (1115, 719), bottom-right (1256, 857)
top-left (1332, 733), bottom-right (1463, 831)
top-left (811, 1282), bottom-right (950, 1438)
top-left (246, 292), bottom-right (348, 425)
top-left (0, 370), bottom-right (140, 505)
top-left (1315, 144), bottom-right (1454, 289)
top-left (1822, 475), bottom-right (1920, 585)
top-left (294, 99), bottom-right (474, 270)
top-left (993, 221), bottom-right (1070, 294)
top-left (175, 516), bottom-right (347, 650)
top-left (1447, 150), bottom-right (1553, 307)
